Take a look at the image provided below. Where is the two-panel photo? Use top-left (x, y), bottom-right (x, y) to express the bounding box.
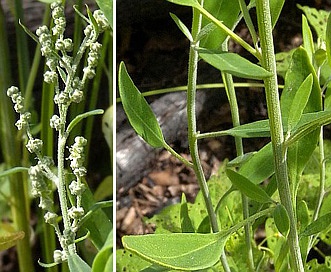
top-left (1, 0), bottom-right (331, 271)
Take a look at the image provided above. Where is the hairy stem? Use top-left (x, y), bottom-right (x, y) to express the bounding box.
top-left (188, 3), bottom-right (230, 271)
top-left (256, 1), bottom-right (304, 271)
top-left (221, 41), bottom-right (255, 271)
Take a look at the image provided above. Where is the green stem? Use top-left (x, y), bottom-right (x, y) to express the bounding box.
top-left (189, 3), bottom-right (230, 271)
top-left (221, 40), bottom-right (254, 271)
top-left (309, 128), bottom-right (326, 250)
top-left (256, 1), bottom-right (304, 271)
top-left (57, 111), bottom-right (76, 255)
top-left (188, 1), bottom-right (218, 233)
top-left (195, 2), bottom-right (260, 59)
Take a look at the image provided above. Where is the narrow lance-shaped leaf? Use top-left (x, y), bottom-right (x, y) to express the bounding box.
top-left (301, 212), bottom-right (331, 237)
top-left (287, 73), bottom-right (313, 131)
top-left (118, 62), bottom-right (165, 148)
top-left (270, 0), bottom-right (285, 28)
top-left (226, 169), bottom-right (274, 203)
top-left (302, 15), bottom-right (314, 62)
top-left (170, 13), bottom-right (193, 42)
top-left (199, 49), bottom-right (272, 80)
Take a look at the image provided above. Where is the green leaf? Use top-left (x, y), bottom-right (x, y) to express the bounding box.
top-left (239, 143), bottom-right (274, 185)
top-left (93, 175), bottom-right (113, 201)
top-left (67, 109), bottom-right (104, 134)
top-left (0, 231), bottom-right (25, 251)
top-left (287, 73), bottom-right (313, 130)
top-left (225, 119), bottom-right (270, 138)
top-left (96, 0), bottom-right (113, 29)
top-left (78, 183), bottom-right (112, 250)
top-left (298, 4), bottom-right (329, 40)
top-left (302, 15), bottom-right (314, 62)
top-left (68, 254), bottom-right (92, 272)
top-left (301, 212), bottom-right (331, 237)
top-left (199, 49), bottom-right (272, 80)
top-left (297, 200), bottom-right (310, 262)
top-left (170, 13), bottom-right (193, 42)
top-left (226, 169), bottom-right (273, 203)
top-left (273, 204), bottom-right (290, 237)
top-left (200, 0), bottom-right (240, 49)
top-left (167, 0), bottom-right (200, 8)
top-left (92, 230), bottom-right (113, 272)
top-left (86, 5), bottom-right (99, 36)
top-left (123, 232), bottom-right (225, 270)
top-left (123, 207), bottom-right (272, 270)
top-left (180, 194), bottom-right (195, 233)
top-left (270, 0), bottom-right (285, 28)
top-left (285, 111), bottom-right (331, 147)
top-left (118, 62), bottom-right (165, 148)
top-left (326, 12), bottom-right (331, 68)
top-left (281, 47), bottom-right (322, 118)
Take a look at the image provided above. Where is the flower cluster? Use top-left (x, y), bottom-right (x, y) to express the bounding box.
top-left (69, 136), bottom-right (87, 177)
top-left (29, 163), bottom-right (54, 211)
top-left (7, 1), bottom-right (110, 264)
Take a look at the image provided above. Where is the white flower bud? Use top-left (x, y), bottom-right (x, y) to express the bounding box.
top-left (26, 138), bottom-right (43, 154)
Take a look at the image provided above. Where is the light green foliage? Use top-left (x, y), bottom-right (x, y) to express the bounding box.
top-left (118, 1), bottom-right (331, 271)
top-left (118, 62), bottom-right (165, 148)
top-left (198, 49), bottom-right (272, 80)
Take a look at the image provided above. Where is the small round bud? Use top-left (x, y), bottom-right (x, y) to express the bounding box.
top-left (68, 206), bottom-right (84, 220)
top-left (44, 71), bottom-right (58, 84)
top-left (44, 211), bottom-right (58, 225)
top-left (6, 86), bottom-right (19, 97)
top-left (70, 89), bottom-right (83, 103)
top-left (50, 115), bottom-right (62, 130)
top-left (69, 180), bottom-right (86, 196)
top-left (26, 138), bottom-right (43, 154)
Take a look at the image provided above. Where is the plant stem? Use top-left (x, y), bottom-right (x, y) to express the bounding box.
top-left (57, 109), bottom-right (76, 255)
top-left (309, 128), bottom-right (326, 250)
top-left (188, 3), bottom-right (218, 232)
top-left (221, 40), bottom-right (255, 271)
top-left (195, 3), bottom-right (260, 59)
top-left (189, 3), bottom-right (230, 271)
top-left (256, 1), bottom-right (304, 271)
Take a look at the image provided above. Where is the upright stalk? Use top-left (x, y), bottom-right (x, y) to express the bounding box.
top-left (188, 3), bottom-right (230, 271)
top-left (256, 1), bottom-right (304, 271)
top-left (221, 41), bottom-right (254, 271)
top-left (188, 1), bottom-right (218, 234)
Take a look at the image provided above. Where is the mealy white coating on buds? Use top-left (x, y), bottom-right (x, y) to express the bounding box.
top-left (44, 71), bottom-right (58, 84)
top-left (44, 211), bottom-right (58, 225)
top-left (69, 180), bottom-right (86, 196)
top-left (7, 86), bottom-right (25, 114)
top-left (50, 115), bottom-right (62, 130)
top-left (53, 250), bottom-right (67, 263)
top-left (51, 1), bottom-right (66, 37)
top-left (68, 206), bottom-right (84, 219)
top-left (93, 10), bottom-right (110, 31)
top-left (15, 112), bottom-right (31, 130)
top-left (26, 138), bottom-right (43, 154)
